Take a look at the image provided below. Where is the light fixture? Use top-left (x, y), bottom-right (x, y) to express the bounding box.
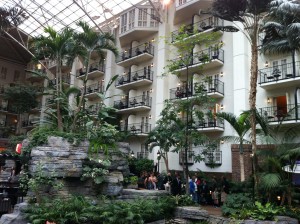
top-left (151, 63), bottom-right (154, 67)
top-left (277, 196), bottom-right (281, 201)
top-left (151, 38), bottom-right (155, 42)
top-left (131, 151), bottom-right (135, 157)
top-left (150, 88), bottom-right (153, 93)
top-left (149, 115), bottom-right (152, 119)
top-left (177, 83), bottom-right (181, 86)
top-left (157, 151), bottom-right (161, 156)
top-left (267, 97), bottom-right (270, 104)
top-left (120, 120), bottom-right (123, 123)
top-left (36, 64), bottom-right (42, 70)
top-left (265, 61), bottom-right (269, 67)
top-left (220, 104), bottom-right (224, 110)
top-left (163, 0), bottom-right (171, 5)
top-left (220, 140), bottom-right (224, 144)
top-left (220, 72), bottom-right (223, 77)
top-left (250, 153), bottom-right (254, 158)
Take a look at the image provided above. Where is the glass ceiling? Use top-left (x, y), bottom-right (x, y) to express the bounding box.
top-left (2, 0), bottom-right (147, 37)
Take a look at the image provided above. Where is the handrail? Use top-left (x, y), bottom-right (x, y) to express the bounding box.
top-left (116, 42), bottom-right (154, 63)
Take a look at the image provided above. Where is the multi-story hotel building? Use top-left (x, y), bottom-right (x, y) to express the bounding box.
top-left (0, 0), bottom-right (299, 180)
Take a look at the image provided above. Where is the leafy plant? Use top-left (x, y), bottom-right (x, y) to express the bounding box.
top-left (221, 193), bottom-right (253, 217)
top-left (128, 158), bottom-right (154, 176)
top-left (171, 194), bottom-right (196, 206)
top-left (247, 202), bottom-right (284, 221)
top-left (81, 160), bottom-right (110, 184)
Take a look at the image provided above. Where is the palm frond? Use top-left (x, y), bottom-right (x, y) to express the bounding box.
top-left (260, 173), bottom-right (282, 190)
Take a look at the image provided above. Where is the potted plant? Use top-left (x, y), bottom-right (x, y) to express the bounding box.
top-left (206, 110), bottom-right (216, 127)
top-left (198, 52), bottom-right (209, 63)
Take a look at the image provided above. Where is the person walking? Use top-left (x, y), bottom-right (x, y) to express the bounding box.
top-left (171, 172), bottom-right (182, 195)
top-left (163, 172), bottom-right (173, 193)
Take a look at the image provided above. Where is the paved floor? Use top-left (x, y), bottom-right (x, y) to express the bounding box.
top-left (201, 205), bottom-right (223, 217)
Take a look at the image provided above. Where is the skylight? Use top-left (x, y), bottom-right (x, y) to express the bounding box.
top-left (2, 0), bottom-right (147, 37)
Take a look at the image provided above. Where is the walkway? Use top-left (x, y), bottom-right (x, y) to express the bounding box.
top-left (201, 205), bottom-right (223, 217)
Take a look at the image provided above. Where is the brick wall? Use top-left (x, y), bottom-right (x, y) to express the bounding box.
top-left (231, 144), bottom-right (274, 182)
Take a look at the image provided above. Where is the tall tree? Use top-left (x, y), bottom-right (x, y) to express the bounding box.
top-left (216, 111), bottom-right (268, 182)
top-left (71, 21), bottom-right (118, 131)
top-left (212, 0), bottom-right (271, 190)
top-left (31, 27), bottom-right (75, 131)
top-left (0, 6), bottom-right (26, 33)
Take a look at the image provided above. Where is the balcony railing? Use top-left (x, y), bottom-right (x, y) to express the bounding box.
top-left (113, 95), bottom-right (152, 110)
top-left (195, 118), bottom-right (224, 129)
top-left (22, 118), bottom-right (39, 128)
top-left (171, 17), bottom-right (224, 42)
top-left (259, 104), bottom-right (300, 123)
top-left (84, 83), bottom-right (104, 95)
top-left (172, 48), bottom-right (224, 70)
top-left (49, 75), bottom-right (71, 86)
top-left (77, 61), bottom-right (105, 78)
top-left (137, 151), bottom-right (149, 159)
top-left (170, 79), bottom-right (224, 100)
top-left (116, 42), bottom-right (154, 63)
top-left (259, 62), bottom-right (300, 84)
top-left (87, 103), bottom-right (101, 116)
top-left (179, 150), bottom-right (194, 165)
top-left (204, 151), bottom-right (222, 165)
top-left (116, 68), bottom-right (153, 87)
top-left (120, 122), bottom-right (151, 134)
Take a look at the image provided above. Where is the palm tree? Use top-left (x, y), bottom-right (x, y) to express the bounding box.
top-left (31, 27), bottom-right (75, 131)
top-left (217, 111), bottom-right (269, 182)
top-left (0, 6), bottom-right (26, 33)
top-left (258, 121), bottom-right (300, 206)
top-left (71, 21), bottom-right (118, 132)
top-left (212, 0), bottom-right (271, 191)
top-left (261, 0), bottom-right (300, 77)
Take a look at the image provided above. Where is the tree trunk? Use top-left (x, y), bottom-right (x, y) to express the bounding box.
top-left (249, 25), bottom-right (259, 196)
top-left (56, 56), bottom-right (63, 131)
top-left (239, 153), bottom-right (245, 182)
top-left (162, 153), bottom-right (169, 173)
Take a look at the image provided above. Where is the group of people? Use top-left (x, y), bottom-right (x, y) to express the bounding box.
top-left (137, 171), bottom-right (230, 206)
top-left (189, 174), bottom-right (230, 206)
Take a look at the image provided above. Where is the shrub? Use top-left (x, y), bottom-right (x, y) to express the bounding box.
top-left (221, 193), bottom-right (253, 217)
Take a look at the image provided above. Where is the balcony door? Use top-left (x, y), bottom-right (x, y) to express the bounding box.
top-left (274, 95), bottom-right (287, 118)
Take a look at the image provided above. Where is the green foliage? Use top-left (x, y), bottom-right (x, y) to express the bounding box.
top-left (3, 85), bottom-right (38, 114)
top-left (171, 194), bottom-right (196, 206)
top-left (25, 195), bottom-right (177, 224)
top-left (221, 193), bottom-right (253, 217)
top-left (129, 158), bottom-right (154, 176)
top-left (246, 202), bottom-right (284, 221)
top-left (81, 160), bottom-right (110, 184)
top-left (7, 135), bottom-right (26, 150)
top-left (123, 175), bottom-right (138, 186)
top-left (283, 207), bottom-right (300, 221)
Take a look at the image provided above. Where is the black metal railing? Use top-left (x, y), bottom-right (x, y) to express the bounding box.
top-left (172, 48), bottom-right (224, 70)
top-left (137, 151), bottom-right (149, 159)
top-left (87, 103), bottom-right (101, 115)
top-left (259, 104), bottom-right (300, 122)
top-left (259, 62), bottom-right (300, 84)
top-left (116, 42), bottom-right (154, 63)
top-left (116, 68), bottom-right (153, 86)
top-left (21, 119), bottom-right (39, 127)
top-left (120, 122), bottom-right (151, 134)
top-left (204, 151), bottom-right (222, 165)
top-left (179, 150), bottom-right (194, 164)
top-left (84, 83), bottom-right (104, 95)
top-left (194, 118), bottom-right (224, 129)
top-left (171, 17), bottom-right (224, 42)
top-left (49, 75), bottom-right (70, 86)
top-left (170, 79), bottom-right (224, 100)
top-left (77, 61), bottom-right (106, 77)
top-left (113, 95), bottom-right (152, 110)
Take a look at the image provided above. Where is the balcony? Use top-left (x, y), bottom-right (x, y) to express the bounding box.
top-left (170, 79), bottom-right (224, 100)
top-left (120, 122), bottom-right (151, 136)
top-left (116, 43), bottom-right (154, 67)
top-left (0, 105), bottom-right (17, 115)
top-left (259, 104), bottom-right (300, 125)
top-left (119, 7), bottom-right (159, 46)
top-left (115, 68), bottom-right (153, 90)
top-left (179, 150), bottom-right (194, 165)
top-left (258, 62), bottom-right (300, 90)
top-left (77, 61), bottom-right (105, 80)
top-left (83, 83), bottom-right (105, 99)
top-left (174, 0), bottom-right (211, 24)
top-left (48, 59), bottom-right (70, 73)
top-left (113, 95), bottom-right (152, 114)
top-left (204, 151), bottom-right (222, 166)
top-left (172, 48), bottom-right (224, 76)
top-left (86, 103), bottom-right (101, 116)
top-left (25, 69), bottom-right (46, 82)
top-left (30, 102), bottom-right (42, 113)
top-left (0, 120), bottom-right (16, 130)
top-left (21, 118), bottom-right (39, 129)
top-left (171, 17), bottom-right (224, 43)
top-left (49, 75), bottom-right (71, 87)
top-left (195, 118), bottom-right (224, 132)
top-left (137, 151), bottom-right (149, 159)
